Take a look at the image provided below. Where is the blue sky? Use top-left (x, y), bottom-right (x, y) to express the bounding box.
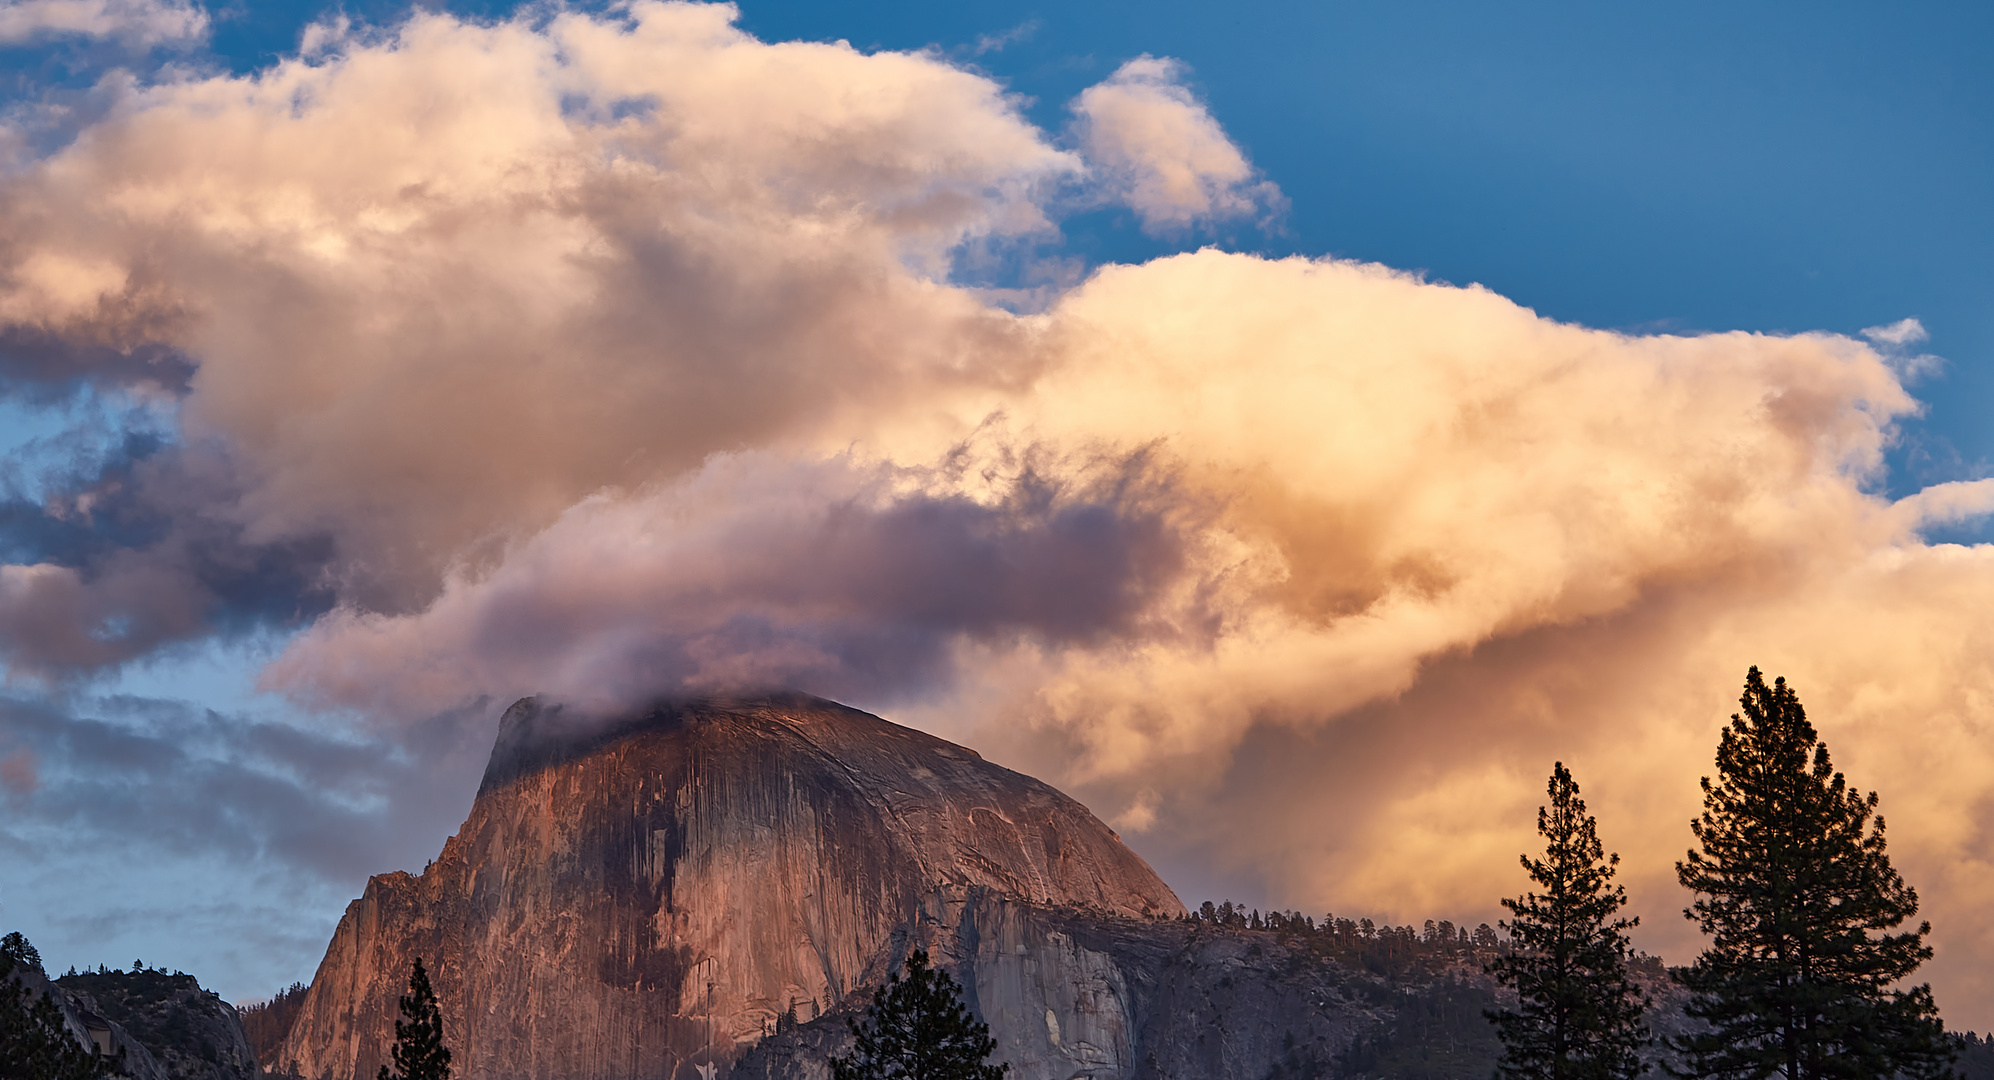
top-left (1, 0), bottom-right (1992, 1018)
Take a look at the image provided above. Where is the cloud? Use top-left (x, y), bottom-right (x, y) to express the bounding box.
top-left (269, 444), bottom-right (1195, 716)
top-left (1863, 316), bottom-right (1929, 347)
top-left (960, 254), bottom-right (1918, 770)
top-left (1861, 317), bottom-right (1943, 380)
top-left (0, 690), bottom-right (495, 998)
top-left (1070, 56), bottom-right (1284, 233)
top-left (0, 745), bottom-right (36, 800)
top-left (970, 18), bottom-right (1038, 56)
top-left (0, 431), bottom-right (334, 680)
top-left (4, 0), bottom-right (1994, 1028)
top-left (0, 1), bottom-right (1076, 652)
top-left (1890, 477), bottom-right (1994, 530)
top-left (0, 0), bottom-right (206, 48)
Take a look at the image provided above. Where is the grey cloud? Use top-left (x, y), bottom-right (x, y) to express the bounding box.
top-left (0, 692), bottom-right (486, 881)
top-left (274, 446), bottom-right (1204, 717)
top-left (0, 432), bottom-right (334, 681)
top-left (0, 328), bottom-right (194, 400)
top-left (0, 689), bottom-right (498, 999)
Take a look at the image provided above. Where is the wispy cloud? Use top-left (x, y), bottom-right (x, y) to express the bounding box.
top-left (970, 18), bottom-right (1039, 56)
top-left (1862, 317), bottom-right (1943, 379)
top-left (0, 0), bottom-right (207, 48)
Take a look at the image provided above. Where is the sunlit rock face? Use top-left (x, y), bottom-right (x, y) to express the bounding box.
top-left (275, 693), bottom-right (1185, 1080)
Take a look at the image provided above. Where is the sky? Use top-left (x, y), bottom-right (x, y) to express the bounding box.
top-left (0, 0), bottom-right (1992, 1032)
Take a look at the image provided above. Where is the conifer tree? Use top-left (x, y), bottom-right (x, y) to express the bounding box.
top-left (1672, 668), bottom-right (1950, 1080)
top-left (830, 949), bottom-right (1007, 1080)
top-left (1488, 762), bottom-right (1650, 1080)
top-left (378, 957), bottom-right (451, 1080)
top-left (0, 931), bottom-right (116, 1080)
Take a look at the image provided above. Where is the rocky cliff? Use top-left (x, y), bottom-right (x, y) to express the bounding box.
top-left (8, 962), bottom-right (168, 1080)
top-left (56, 969), bottom-right (257, 1080)
top-left (276, 694), bottom-right (1185, 1080)
top-left (733, 893), bottom-right (1378, 1080)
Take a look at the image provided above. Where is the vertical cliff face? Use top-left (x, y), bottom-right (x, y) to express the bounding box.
top-left (276, 694), bottom-right (1183, 1080)
top-left (732, 890), bottom-right (1379, 1080)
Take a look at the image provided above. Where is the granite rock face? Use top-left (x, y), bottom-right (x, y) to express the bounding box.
top-left (277, 694), bottom-right (1184, 1080)
top-left (733, 891), bottom-right (1377, 1080)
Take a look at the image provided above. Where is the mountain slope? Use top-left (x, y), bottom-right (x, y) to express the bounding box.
top-left (276, 693), bottom-right (1182, 1080)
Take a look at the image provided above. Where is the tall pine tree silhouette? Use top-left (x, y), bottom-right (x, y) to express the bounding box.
top-left (378, 957), bottom-right (451, 1080)
top-left (1488, 762), bottom-right (1649, 1080)
top-left (831, 949), bottom-right (1007, 1080)
top-left (1672, 667), bottom-right (1950, 1080)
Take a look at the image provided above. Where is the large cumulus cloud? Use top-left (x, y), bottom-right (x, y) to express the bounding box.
top-left (5, 0), bottom-right (1994, 1025)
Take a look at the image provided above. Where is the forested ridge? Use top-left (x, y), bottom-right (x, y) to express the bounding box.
top-left (1177, 899), bottom-right (1673, 1079)
top-left (1183, 899), bottom-right (1665, 982)
top-left (238, 983), bottom-right (309, 1075)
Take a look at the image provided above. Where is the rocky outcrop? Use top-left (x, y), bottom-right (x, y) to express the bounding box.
top-left (56, 970), bottom-right (257, 1080)
top-left (277, 694), bottom-right (1184, 1080)
top-left (734, 892), bottom-right (1376, 1080)
top-left (7, 962), bottom-right (169, 1080)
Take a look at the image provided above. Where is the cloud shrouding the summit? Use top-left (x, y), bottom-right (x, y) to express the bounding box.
top-left (8, 0), bottom-right (1994, 1024)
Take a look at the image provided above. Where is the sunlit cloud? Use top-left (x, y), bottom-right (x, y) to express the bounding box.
top-left (1070, 56), bottom-right (1285, 233)
top-left (0, 0), bottom-right (207, 48)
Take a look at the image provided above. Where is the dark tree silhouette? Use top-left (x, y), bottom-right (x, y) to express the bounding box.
top-left (1488, 762), bottom-right (1650, 1080)
top-left (831, 949), bottom-right (1007, 1080)
top-left (0, 931), bottom-right (117, 1080)
top-left (378, 957), bottom-right (452, 1080)
top-left (1672, 668), bottom-right (1951, 1080)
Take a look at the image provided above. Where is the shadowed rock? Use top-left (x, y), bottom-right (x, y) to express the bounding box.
top-left (55, 969), bottom-right (256, 1080)
top-left (6, 962), bottom-right (167, 1080)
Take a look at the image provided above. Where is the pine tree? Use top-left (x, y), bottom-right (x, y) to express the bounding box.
top-left (1488, 762), bottom-right (1650, 1080)
top-left (830, 949), bottom-right (1008, 1080)
top-left (1672, 667), bottom-right (1951, 1080)
top-left (378, 957), bottom-right (451, 1080)
top-left (0, 931), bottom-right (117, 1080)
